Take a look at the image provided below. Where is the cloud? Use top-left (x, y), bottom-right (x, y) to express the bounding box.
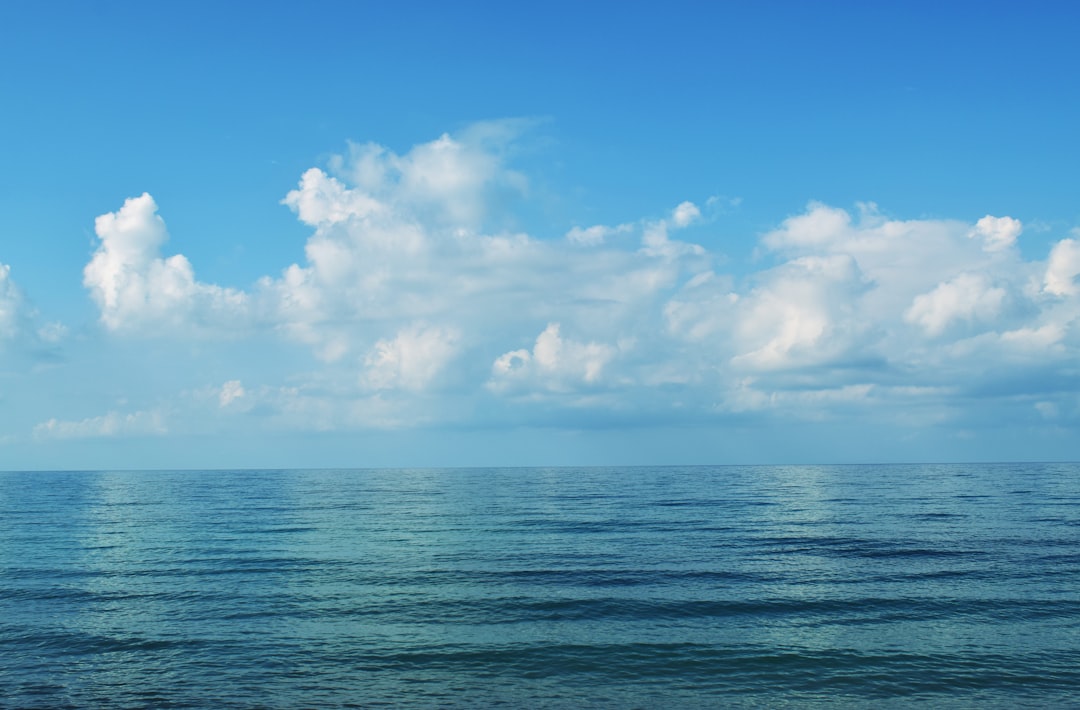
top-left (253, 128), bottom-right (710, 375)
top-left (34, 409), bottom-right (166, 440)
top-left (219, 380), bottom-right (245, 408)
top-left (83, 193), bottom-right (248, 333)
top-left (0, 263), bottom-right (23, 342)
top-left (732, 254), bottom-right (869, 370)
top-left (489, 323), bottom-right (620, 395)
top-left (0, 262), bottom-right (66, 352)
top-left (83, 128), bottom-right (712, 386)
top-left (904, 273), bottom-right (1007, 337)
top-left (762, 201), bottom-right (854, 251)
top-left (281, 168), bottom-right (383, 227)
top-left (972, 215), bottom-right (1022, 252)
top-left (640, 203), bottom-right (707, 259)
top-left (671, 201), bottom-right (701, 228)
top-left (72, 125), bottom-right (1080, 437)
top-left (320, 121), bottom-right (529, 227)
top-left (657, 200), bottom-right (1080, 426)
top-left (1045, 237), bottom-right (1080, 296)
top-left (362, 324), bottom-right (460, 391)
top-left (565, 223), bottom-right (631, 247)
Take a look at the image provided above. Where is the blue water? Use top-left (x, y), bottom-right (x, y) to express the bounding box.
top-left (2, 464), bottom-right (1079, 708)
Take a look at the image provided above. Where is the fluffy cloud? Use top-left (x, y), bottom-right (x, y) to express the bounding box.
top-left (253, 125), bottom-right (710, 381)
top-left (281, 168), bottom-right (383, 227)
top-left (1045, 238), bottom-right (1080, 296)
top-left (68, 126), bottom-right (1080, 437)
top-left (671, 201), bottom-right (701, 228)
top-left (732, 254), bottom-right (868, 370)
top-left (661, 200), bottom-right (1080, 425)
top-left (972, 215), bottom-right (1022, 253)
top-left (363, 324), bottom-right (460, 391)
top-left (905, 273), bottom-right (1007, 337)
top-left (489, 323), bottom-right (620, 395)
top-left (84, 193), bottom-right (248, 333)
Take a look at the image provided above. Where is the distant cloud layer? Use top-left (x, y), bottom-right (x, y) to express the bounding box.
top-left (22, 123), bottom-right (1080, 439)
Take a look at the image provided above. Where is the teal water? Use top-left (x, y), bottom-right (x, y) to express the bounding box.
top-left (2, 464), bottom-right (1079, 708)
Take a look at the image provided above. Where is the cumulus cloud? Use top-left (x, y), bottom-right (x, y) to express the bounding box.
top-left (489, 323), bottom-right (619, 395)
top-left (640, 203), bottom-right (707, 259)
top-left (256, 126), bottom-right (538, 362)
top-left (281, 168), bottom-right (383, 227)
top-left (72, 125), bottom-right (1080, 436)
top-left (362, 324), bottom-right (460, 391)
top-left (250, 128), bottom-right (711, 374)
top-left (972, 215), bottom-right (1022, 252)
top-left (671, 201), bottom-right (701, 228)
top-left (84, 193), bottom-right (248, 333)
top-left (83, 127), bottom-right (712, 384)
top-left (1045, 238), bottom-right (1080, 296)
top-left (653, 200), bottom-right (1080, 426)
top-left (321, 121), bottom-right (528, 227)
top-left (762, 201), bottom-right (854, 251)
top-left (732, 254), bottom-right (868, 370)
top-left (905, 273), bottom-right (1007, 337)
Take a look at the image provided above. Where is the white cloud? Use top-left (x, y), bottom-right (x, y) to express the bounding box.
top-left (1045, 238), bottom-right (1080, 296)
top-left (362, 324), bottom-right (460, 391)
top-left (281, 168), bottom-right (383, 227)
top-left (34, 409), bottom-right (166, 440)
top-left (83, 194), bottom-right (248, 333)
top-left (70, 126), bottom-right (1080, 436)
top-left (565, 223), bottom-right (631, 246)
top-left (997, 324), bottom-right (1065, 351)
top-left (762, 202), bottom-right (853, 251)
top-left (323, 122), bottom-right (528, 227)
top-left (640, 202), bottom-right (707, 259)
top-left (664, 271), bottom-right (738, 343)
top-left (904, 273), bottom-right (1007, 337)
top-left (250, 133), bottom-right (712, 373)
top-left (671, 201), bottom-right (701, 228)
top-left (972, 215), bottom-right (1021, 252)
top-left (392, 133), bottom-right (505, 224)
top-left (489, 322), bottom-right (619, 394)
top-left (732, 254), bottom-right (868, 370)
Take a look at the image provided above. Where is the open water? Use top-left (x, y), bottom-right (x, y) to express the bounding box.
top-left (1, 463), bottom-right (1079, 708)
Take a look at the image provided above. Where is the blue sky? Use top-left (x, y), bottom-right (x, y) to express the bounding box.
top-left (2, 1), bottom-right (1079, 469)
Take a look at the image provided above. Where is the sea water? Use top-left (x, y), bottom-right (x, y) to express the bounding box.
top-left (1, 464), bottom-right (1079, 708)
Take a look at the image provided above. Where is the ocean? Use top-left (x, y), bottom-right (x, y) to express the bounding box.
top-left (2, 463), bottom-right (1078, 708)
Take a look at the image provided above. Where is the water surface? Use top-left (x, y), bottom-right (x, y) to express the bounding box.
top-left (2, 464), bottom-right (1079, 707)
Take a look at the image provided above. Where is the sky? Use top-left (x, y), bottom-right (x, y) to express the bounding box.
top-left (2, 1), bottom-right (1079, 469)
